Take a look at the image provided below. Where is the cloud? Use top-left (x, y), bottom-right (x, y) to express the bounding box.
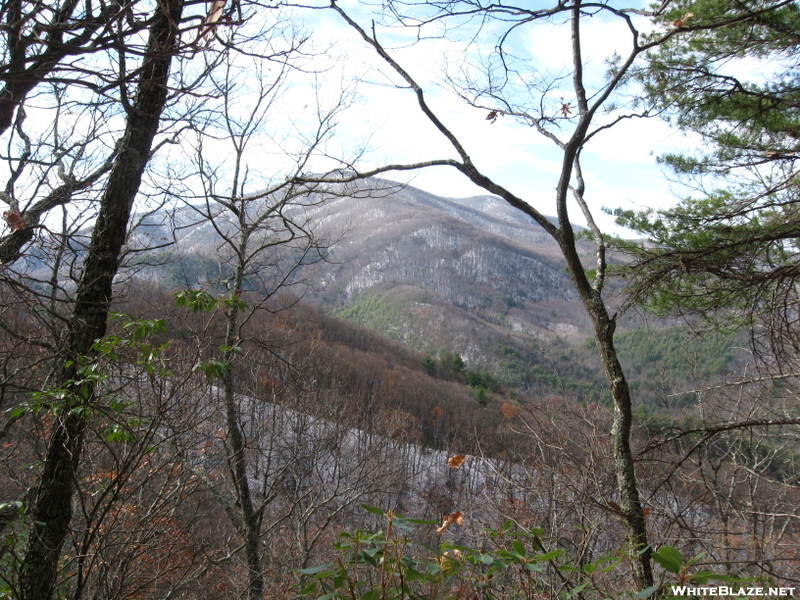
top-left (292, 3), bottom-right (691, 231)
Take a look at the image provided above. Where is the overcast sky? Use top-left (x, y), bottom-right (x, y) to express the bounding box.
top-left (290, 0), bottom-right (699, 236)
top-left (0, 1), bottom-right (700, 240)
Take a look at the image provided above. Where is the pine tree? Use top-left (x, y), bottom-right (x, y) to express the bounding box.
top-left (616, 0), bottom-right (800, 370)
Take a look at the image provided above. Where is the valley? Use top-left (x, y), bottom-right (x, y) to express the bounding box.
top-left (138, 177), bottom-right (746, 404)
top-left (0, 179), bottom-right (795, 598)
top-left (2, 0), bottom-right (799, 596)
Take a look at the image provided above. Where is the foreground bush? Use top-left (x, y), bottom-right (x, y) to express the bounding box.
top-left (297, 506), bottom-right (755, 600)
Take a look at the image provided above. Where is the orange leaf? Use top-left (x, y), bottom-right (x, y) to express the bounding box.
top-left (436, 511), bottom-right (465, 535)
top-left (447, 454), bottom-right (466, 468)
top-left (670, 12), bottom-right (694, 28)
top-left (3, 210), bottom-right (27, 232)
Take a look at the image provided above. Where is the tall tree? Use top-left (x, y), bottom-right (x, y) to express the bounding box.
top-left (166, 23), bottom-right (383, 593)
top-left (0, 0), bottom-right (170, 262)
top-left (176, 60), bottom-right (344, 598)
top-left (17, 0), bottom-right (185, 596)
top-left (324, 0), bottom-right (682, 587)
top-left (0, 0), bottom-right (377, 595)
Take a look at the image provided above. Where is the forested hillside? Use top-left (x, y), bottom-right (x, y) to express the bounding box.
top-left (1, 0), bottom-right (800, 599)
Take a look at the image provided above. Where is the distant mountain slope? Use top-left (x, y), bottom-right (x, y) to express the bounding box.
top-left (122, 177), bottom-right (590, 376)
top-left (299, 178), bottom-right (577, 310)
top-left (121, 177), bottom-right (745, 403)
top-left (330, 284), bottom-right (542, 368)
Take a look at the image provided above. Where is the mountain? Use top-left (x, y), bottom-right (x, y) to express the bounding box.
top-left (134, 177), bottom-right (577, 312)
top-left (122, 177), bottom-right (742, 402)
top-left (300, 178), bottom-right (576, 310)
top-left (291, 179), bottom-right (602, 374)
top-left (126, 178), bottom-right (587, 365)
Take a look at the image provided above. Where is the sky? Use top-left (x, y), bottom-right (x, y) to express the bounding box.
top-left (0, 0), bottom-right (700, 239)
top-left (286, 0), bottom-right (700, 236)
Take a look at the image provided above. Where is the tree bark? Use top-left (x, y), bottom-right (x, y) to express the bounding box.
top-left (18, 0), bottom-right (185, 597)
top-left (221, 244), bottom-right (266, 600)
top-left (581, 286), bottom-right (653, 589)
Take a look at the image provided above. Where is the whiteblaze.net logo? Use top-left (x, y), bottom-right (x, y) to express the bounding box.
top-left (670, 587), bottom-right (796, 597)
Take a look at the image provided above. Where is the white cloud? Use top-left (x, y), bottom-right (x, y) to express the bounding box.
top-left (276, 4), bottom-right (692, 232)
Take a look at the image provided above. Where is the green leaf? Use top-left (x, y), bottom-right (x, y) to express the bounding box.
top-left (9, 406), bottom-right (27, 419)
top-left (534, 549), bottom-right (563, 562)
top-left (689, 570), bottom-right (716, 584)
top-left (109, 398), bottom-right (130, 413)
top-left (332, 572), bottom-right (346, 589)
top-left (102, 425), bottom-right (135, 443)
top-left (299, 583), bottom-right (318, 596)
top-left (558, 565), bottom-right (580, 572)
top-left (297, 564), bottom-right (333, 576)
top-left (122, 317), bottom-right (167, 341)
top-left (174, 289), bottom-right (218, 313)
top-left (635, 586), bottom-right (659, 599)
top-left (404, 518), bottom-right (437, 525)
top-left (524, 563), bottom-right (544, 573)
top-left (584, 556), bottom-right (619, 575)
top-left (652, 546), bottom-right (683, 574)
top-left (222, 295), bottom-right (249, 311)
top-left (404, 568), bottom-right (429, 582)
top-left (358, 548), bottom-right (381, 567)
top-left (358, 504), bottom-right (385, 515)
top-left (193, 359), bottom-right (230, 380)
top-left (567, 582), bottom-right (589, 597)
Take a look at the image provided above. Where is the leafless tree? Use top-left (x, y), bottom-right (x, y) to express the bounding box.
top-left (0, 1), bottom-right (351, 598)
top-left (308, 0), bottom-right (706, 587)
top-left (163, 31), bottom-right (396, 595)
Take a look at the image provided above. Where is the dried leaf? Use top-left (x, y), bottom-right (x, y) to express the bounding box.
top-left (436, 511), bottom-right (465, 535)
top-left (3, 211), bottom-right (27, 232)
top-left (447, 454), bottom-right (466, 468)
top-left (670, 12), bottom-right (694, 28)
top-left (199, 0), bottom-right (227, 42)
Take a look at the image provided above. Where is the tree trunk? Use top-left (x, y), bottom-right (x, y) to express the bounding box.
top-left (221, 267), bottom-right (266, 600)
top-left (222, 363), bottom-right (265, 600)
top-left (19, 1), bottom-right (184, 597)
top-left (593, 303), bottom-right (653, 589)
top-left (217, 221), bottom-right (267, 598)
top-left (330, 0), bottom-right (656, 588)
top-left (561, 236), bottom-right (653, 589)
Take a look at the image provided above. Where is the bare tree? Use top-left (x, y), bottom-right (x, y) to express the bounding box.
top-left (166, 32), bottom-right (378, 595)
top-left (313, 0), bottom-right (701, 587)
top-left (287, 0), bottom-right (797, 586)
top-left (16, 0), bottom-right (187, 596)
top-left (0, 0), bottom-right (200, 264)
top-left (640, 382), bottom-right (800, 582)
